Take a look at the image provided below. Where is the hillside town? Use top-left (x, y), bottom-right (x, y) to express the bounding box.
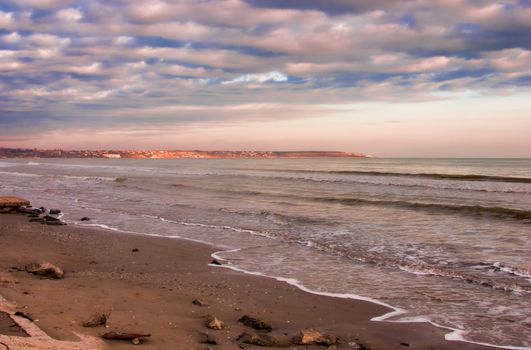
top-left (0, 148), bottom-right (368, 159)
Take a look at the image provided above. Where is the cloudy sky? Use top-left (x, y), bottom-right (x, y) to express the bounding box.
top-left (0, 0), bottom-right (530, 156)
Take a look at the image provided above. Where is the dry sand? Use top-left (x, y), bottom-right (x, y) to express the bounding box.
top-left (0, 214), bottom-right (494, 350)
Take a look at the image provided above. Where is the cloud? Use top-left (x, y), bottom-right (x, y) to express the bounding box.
top-left (11, 0), bottom-right (74, 10)
top-left (223, 71), bottom-right (288, 84)
top-left (56, 8), bottom-right (82, 22)
top-left (0, 0), bottom-right (530, 147)
top-left (0, 11), bottom-right (15, 27)
top-left (114, 36), bottom-right (135, 45)
top-left (1, 32), bottom-right (21, 43)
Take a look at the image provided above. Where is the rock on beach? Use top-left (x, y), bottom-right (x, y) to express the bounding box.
top-left (238, 332), bottom-right (290, 347)
top-left (292, 329), bottom-right (337, 346)
top-left (25, 262), bottom-right (64, 279)
top-left (82, 312), bottom-right (108, 327)
top-left (0, 196), bottom-right (30, 213)
top-left (238, 315), bottom-right (273, 332)
top-left (205, 315), bottom-right (224, 330)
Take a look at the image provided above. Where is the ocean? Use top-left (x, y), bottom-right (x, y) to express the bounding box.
top-left (0, 158), bottom-right (529, 349)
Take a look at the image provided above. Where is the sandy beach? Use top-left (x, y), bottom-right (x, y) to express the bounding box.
top-left (0, 212), bottom-right (498, 350)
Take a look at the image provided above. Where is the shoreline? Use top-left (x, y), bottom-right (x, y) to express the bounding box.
top-left (79, 219), bottom-right (528, 350)
top-left (1, 213), bottom-right (500, 350)
top-left (210, 252), bottom-right (530, 350)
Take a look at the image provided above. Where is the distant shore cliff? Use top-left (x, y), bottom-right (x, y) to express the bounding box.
top-left (0, 148), bottom-right (369, 159)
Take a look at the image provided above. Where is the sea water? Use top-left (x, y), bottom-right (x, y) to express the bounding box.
top-left (0, 158), bottom-right (529, 348)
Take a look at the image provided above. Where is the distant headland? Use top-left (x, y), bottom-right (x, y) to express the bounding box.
top-left (0, 148), bottom-right (369, 159)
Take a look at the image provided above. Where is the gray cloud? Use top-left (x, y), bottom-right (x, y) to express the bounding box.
top-left (0, 0), bottom-right (530, 139)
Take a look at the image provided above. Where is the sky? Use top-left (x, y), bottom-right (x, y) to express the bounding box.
top-left (0, 0), bottom-right (530, 157)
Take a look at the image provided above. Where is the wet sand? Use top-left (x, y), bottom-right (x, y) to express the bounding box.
top-left (0, 214), bottom-right (494, 349)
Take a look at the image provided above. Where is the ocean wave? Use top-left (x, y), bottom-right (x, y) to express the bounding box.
top-left (0, 170), bottom-right (42, 177)
top-left (0, 161), bottom-right (17, 167)
top-left (252, 174), bottom-right (529, 194)
top-left (156, 216), bottom-right (278, 240)
top-left (161, 182), bottom-right (531, 221)
top-left (262, 169), bottom-right (531, 184)
top-left (218, 208), bottom-right (330, 225)
top-left (211, 250), bottom-right (531, 350)
top-left (296, 239), bottom-right (531, 294)
top-left (163, 173), bottom-right (530, 194)
top-left (316, 197), bottom-right (531, 220)
top-left (0, 170), bottom-right (115, 182)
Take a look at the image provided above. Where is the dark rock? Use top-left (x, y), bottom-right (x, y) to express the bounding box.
top-left (237, 332), bottom-right (290, 347)
top-left (0, 206), bottom-right (16, 213)
top-left (132, 248), bottom-right (139, 252)
top-left (192, 299), bottom-right (209, 307)
top-left (238, 315), bottom-right (272, 332)
top-left (49, 209), bottom-right (61, 215)
top-left (25, 262), bottom-right (64, 279)
top-left (82, 312), bottom-right (108, 327)
top-left (198, 331), bottom-right (217, 345)
top-left (45, 220), bottom-right (67, 226)
top-left (18, 207), bottom-right (41, 215)
top-left (205, 315), bottom-right (224, 330)
top-left (27, 214), bottom-right (39, 218)
top-left (102, 331), bottom-right (151, 340)
top-left (291, 329), bottom-right (337, 346)
top-left (14, 311), bottom-right (33, 322)
top-left (43, 215), bottom-right (60, 221)
top-left (210, 259), bottom-right (222, 266)
top-left (399, 342), bottom-right (410, 347)
top-left (80, 217), bottom-right (91, 221)
top-left (348, 341), bottom-right (371, 350)
top-left (29, 218), bottom-right (45, 223)
top-left (43, 215), bottom-right (66, 225)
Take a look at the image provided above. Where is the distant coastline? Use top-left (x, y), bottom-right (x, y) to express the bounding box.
top-left (0, 147), bottom-right (369, 159)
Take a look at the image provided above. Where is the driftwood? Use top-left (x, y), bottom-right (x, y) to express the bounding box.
top-left (14, 311), bottom-right (33, 322)
top-left (102, 332), bottom-right (151, 340)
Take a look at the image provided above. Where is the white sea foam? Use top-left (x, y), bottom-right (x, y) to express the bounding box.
top-left (76, 221), bottom-right (223, 248)
top-left (157, 216), bottom-right (278, 240)
top-left (209, 250), bottom-right (531, 350)
top-left (0, 161), bottom-right (18, 168)
top-left (0, 170), bottom-right (114, 182)
top-left (493, 262), bottom-right (531, 283)
top-left (0, 170), bottom-right (41, 177)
